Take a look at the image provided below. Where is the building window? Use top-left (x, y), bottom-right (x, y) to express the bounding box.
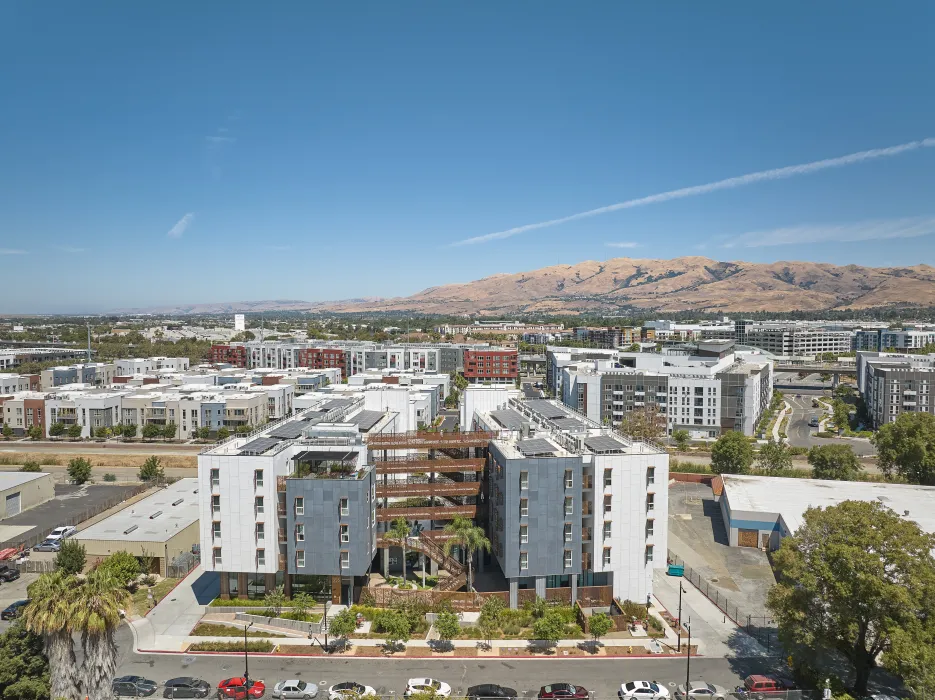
top-left (519, 471), bottom-right (528, 489)
top-left (647, 493), bottom-right (655, 511)
top-left (340, 524), bottom-right (349, 543)
top-left (646, 545), bottom-right (654, 563)
top-left (255, 496), bottom-right (264, 515)
top-left (603, 548), bottom-right (611, 567)
top-left (210, 468), bottom-right (219, 489)
top-left (253, 522), bottom-right (264, 542)
top-left (646, 519), bottom-right (654, 537)
top-left (256, 549), bottom-right (265, 567)
top-left (340, 551), bottom-right (350, 569)
top-left (603, 521), bottom-right (612, 540)
top-left (213, 547), bottom-right (222, 568)
top-left (603, 494), bottom-right (612, 513)
top-left (296, 550), bottom-right (305, 568)
top-left (254, 469), bottom-right (264, 489)
top-left (520, 498), bottom-right (528, 517)
top-left (340, 498), bottom-right (349, 516)
top-left (212, 521), bottom-right (221, 540)
top-left (295, 497), bottom-right (304, 516)
top-left (296, 524), bottom-right (305, 542)
top-left (564, 497), bottom-right (573, 515)
top-left (520, 552), bottom-right (528, 570)
top-left (564, 523), bottom-right (572, 542)
top-left (603, 469), bottom-right (612, 487)
top-left (520, 525), bottom-right (528, 544)
top-left (647, 467), bottom-right (655, 485)
top-left (212, 495), bottom-right (220, 515)
top-left (564, 470), bottom-right (573, 488)
top-left (564, 550), bottom-right (572, 569)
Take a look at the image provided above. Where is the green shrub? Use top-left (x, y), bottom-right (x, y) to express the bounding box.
top-left (188, 641), bottom-right (273, 652)
top-left (816, 431), bottom-right (836, 438)
top-left (616, 599), bottom-right (649, 619)
top-left (209, 597), bottom-right (299, 608)
top-left (501, 623), bottom-right (521, 636)
top-left (190, 623), bottom-right (278, 638)
top-left (19, 460), bottom-right (41, 473)
top-left (103, 473), bottom-right (117, 482)
top-left (349, 604), bottom-right (379, 620)
top-left (788, 446), bottom-right (809, 456)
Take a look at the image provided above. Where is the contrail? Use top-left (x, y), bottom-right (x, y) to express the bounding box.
top-left (451, 137), bottom-right (935, 246)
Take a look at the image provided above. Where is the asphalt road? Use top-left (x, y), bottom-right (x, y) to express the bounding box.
top-left (113, 626), bottom-right (781, 699)
top-left (521, 383), bottom-right (543, 399)
top-left (0, 441), bottom-right (202, 455)
top-left (784, 395), bottom-right (875, 456)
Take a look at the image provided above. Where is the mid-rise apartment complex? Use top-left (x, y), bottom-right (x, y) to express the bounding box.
top-left (857, 351), bottom-right (935, 428)
top-left (741, 322), bottom-right (854, 357)
top-left (855, 328), bottom-right (935, 352)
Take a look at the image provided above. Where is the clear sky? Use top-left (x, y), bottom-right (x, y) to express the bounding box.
top-left (1, 2), bottom-right (933, 313)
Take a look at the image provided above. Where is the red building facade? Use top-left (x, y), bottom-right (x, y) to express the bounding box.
top-left (462, 349), bottom-right (518, 384)
top-left (296, 348), bottom-right (347, 380)
top-left (209, 344), bottom-right (248, 368)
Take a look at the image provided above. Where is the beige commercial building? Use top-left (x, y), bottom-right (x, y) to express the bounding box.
top-left (75, 478), bottom-right (200, 577)
top-left (0, 472), bottom-right (55, 519)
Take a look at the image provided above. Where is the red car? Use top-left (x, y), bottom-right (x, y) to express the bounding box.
top-left (539, 685), bottom-right (589, 700)
top-left (735, 676), bottom-right (795, 699)
top-left (218, 678), bottom-right (266, 700)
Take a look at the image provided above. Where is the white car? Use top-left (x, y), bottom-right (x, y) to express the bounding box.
top-left (328, 683), bottom-right (376, 700)
top-left (405, 679), bottom-right (452, 698)
top-left (620, 682), bottom-right (670, 700)
top-left (46, 526), bottom-right (77, 542)
top-left (273, 680), bottom-right (318, 699)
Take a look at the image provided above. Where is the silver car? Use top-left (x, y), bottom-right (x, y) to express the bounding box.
top-left (272, 680), bottom-right (318, 700)
top-left (675, 683), bottom-right (728, 700)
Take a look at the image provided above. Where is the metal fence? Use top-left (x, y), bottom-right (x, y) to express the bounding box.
top-left (167, 550), bottom-right (200, 579)
top-left (667, 550), bottom-right (779, 652)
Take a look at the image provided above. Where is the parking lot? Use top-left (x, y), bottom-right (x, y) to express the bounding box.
top-left (667, 482), bottom-right (777, 615)
top-left (0, 483), bottom-right (141, 549)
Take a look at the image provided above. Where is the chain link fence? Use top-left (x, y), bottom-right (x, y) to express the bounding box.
top-left (167, 550), bottom-right (200, 579)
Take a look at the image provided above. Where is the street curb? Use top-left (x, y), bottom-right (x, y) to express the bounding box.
top-left (136, 648), bottom-right (701, 660)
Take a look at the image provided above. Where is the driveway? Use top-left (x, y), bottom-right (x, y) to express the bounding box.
top-left (785, 394), bottom-right (875, 456)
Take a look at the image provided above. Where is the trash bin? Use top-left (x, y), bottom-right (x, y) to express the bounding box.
top-left (667, 564), bottom-right (684, 577)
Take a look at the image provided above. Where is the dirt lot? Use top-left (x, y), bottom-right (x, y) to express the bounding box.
top-left (667, 481), bottom-right (778, 614)
top-left (0, 451), bottom-right (197, 469)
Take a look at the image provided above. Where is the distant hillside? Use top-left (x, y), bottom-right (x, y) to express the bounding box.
top-left (115, 257), bottom-right (935, 316)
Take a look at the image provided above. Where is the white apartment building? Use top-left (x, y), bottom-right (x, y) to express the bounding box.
top-left (0, 374), bottom-right (32, 394)
top-left (116, 357), bottom-right (190, 375)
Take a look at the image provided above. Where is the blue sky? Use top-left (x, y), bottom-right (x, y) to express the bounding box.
top-left (1, 2), bottom-right (933, 313)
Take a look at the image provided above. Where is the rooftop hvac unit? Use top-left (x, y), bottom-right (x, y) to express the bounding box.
top-left (124, 525), bottom-right (138, 535)
top-left (149, 511), bottom-right (163, 519)
top-left (172, 499), bottom-right (184, 506)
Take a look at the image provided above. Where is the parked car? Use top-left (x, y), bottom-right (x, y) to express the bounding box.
top-left (163, 677), bottom-right (211, 698)
top-left (0, 565), bottom-right (20, 582)
top-left (1, 600), bottom-right (29, 620)
top-left (675, 683), bottom-right (728, 700)
top-left (620, 682), bottom-right (670, 700)
top-left (113, 676), bottom-right (158, 697)
top-left (218, 677), bottom-right (266, 699)
top-left (272, 680), bottom-right (318, 700)
top-left (467, 685), bottom-right (517, 700)
top-left (46, 526), bottom-right (77, 542)
top-left (405, 679), bottom-right (452, 698)
top-left (328, 683), bottom-right (376, 700)
top-left (33, 539), bottom-right (60, 552)
top-left (808, 416), bottom-right (820, 428)
top-left (538, 685), bottom-right (589, 700)
top-left (735, 676), bottom-right (795, 699)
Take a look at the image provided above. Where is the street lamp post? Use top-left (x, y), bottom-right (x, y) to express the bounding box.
top-left (677, 583), bottom-right (686, 652)
top-left (684, 618), bottom-right (692, 691)
top-left (244, 621), bottom-right (254, 684)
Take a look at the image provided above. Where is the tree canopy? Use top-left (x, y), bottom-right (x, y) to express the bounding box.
top-left (710, 431), bottom-right (753, 474)
top-left (756, 438), bottom-right (793, 473)
top-left (872, 411), bottom-right (935, 485)
top-left (767, 500), bottom-right (935, 695)
top-left (619, 406), bottom-right (666, 442)
top-left (808, 444), bottom-right (861, 481)
top-left (0, 620), bottom-right (50, 700)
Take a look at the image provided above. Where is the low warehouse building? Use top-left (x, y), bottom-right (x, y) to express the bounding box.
top-left (0, 472), bottom-right (55, 520)
top-left (75, 478), bottom-right (199, 576)
top-left (719, 474), bottom-right (935, 550)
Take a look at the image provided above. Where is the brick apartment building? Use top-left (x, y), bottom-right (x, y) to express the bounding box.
top-left (296, 348), bottom-right (346, 380)
top-left (462, 349), bottom-right (518, 384)
top-left (209, 344), bottom-right (249, 368)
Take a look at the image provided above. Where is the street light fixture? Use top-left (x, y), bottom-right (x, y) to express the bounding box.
top-left (677, 582), bottom-right (687, 652)
top-left (244, 621), bottom-right (254, 685)
top-left (684, 618), bottom-right (692, 691)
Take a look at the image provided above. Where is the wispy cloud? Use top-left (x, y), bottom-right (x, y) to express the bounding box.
top-left (0, 249), bottom-right (27, 255)
top-left (606, 241), bottom-right (640, 249)
top-left (451, 137), bottom-right (935, 246)
top-left (167, 212), bottom-right (194, 239)
top-left (53, 245), bottom-right (85, 253)
top-left (722, 216), bottom-right (935, 248)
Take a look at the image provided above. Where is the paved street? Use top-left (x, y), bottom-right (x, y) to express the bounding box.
top-left (784, 395), bottom-right (875, 456)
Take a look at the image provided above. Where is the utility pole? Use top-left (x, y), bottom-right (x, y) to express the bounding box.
top-left (243, 621), bottom-right (254, 684)
top-left (677, 582), bottom-right (686, 652)
top-left (86, 322), bottom-right (91, 362)
top-left (685, 618), bottom-right (692, 690)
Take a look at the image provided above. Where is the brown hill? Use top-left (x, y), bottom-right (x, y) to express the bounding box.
top-left (321, 257), bottom-right (935, 315)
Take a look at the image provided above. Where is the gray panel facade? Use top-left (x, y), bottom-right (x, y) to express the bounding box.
top-left (488, 443), bottom-right (582, 580)
top-left (286, 468), bottom-right (375, 577)
top-left (438, 348), bottom-right (462, 374)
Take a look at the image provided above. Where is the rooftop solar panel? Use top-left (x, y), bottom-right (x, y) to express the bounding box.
top-left (320, 398), bottom-right (353, 411)
top-left (552, 417), bottom-right (586, 431)
top-left (267, 421), bottom-right (307, 440)
top-left (350, 410), bottom-right (385, 432)
top-left (583, 435), bottom-right (628, 453)
top-left (525, 400), bottom-right (567, 419)
top-left (239, 437), bottom-right (281, 455)
top-left (517, 438), bottom-right (557, 456)
top-left (490, 409), bottom-right (526, 431)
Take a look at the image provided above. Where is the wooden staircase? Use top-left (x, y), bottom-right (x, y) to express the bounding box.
top-left (377, 534), bottom-right (467, 592)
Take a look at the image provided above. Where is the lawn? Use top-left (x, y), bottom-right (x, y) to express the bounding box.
top-left (190, 623), bottom-right (279, 638)
top-left (130, 578), bottom-right (180, 615)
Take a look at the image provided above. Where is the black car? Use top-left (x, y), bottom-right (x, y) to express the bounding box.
top-left (0, 565), bottom-right (20, 582)
top-left (1, 600), bottom-right (28, 620)
top-left (164, 677), bottom-right (210, 698)
top-left (468, 685), bottom-right (518, 700)
top-left (114, 675), bottom-right (158, 697)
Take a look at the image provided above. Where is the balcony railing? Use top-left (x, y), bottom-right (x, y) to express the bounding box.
top-left (374, 457), bottom-right (484, 474)
top-left (376, 505), bottom-right (476, 522)
top-left (276, 476), bottom-right (287, 492)
top-left (277, 502), bottom-right (286, 516)
top-left (376, 480), bottom-right (481, 498)
top-left (278, 530), bottom-right (287, 543)
top-left (582, 502), bottom-right (593, 516)
top-left (367, 431), bottom-right (496, 450)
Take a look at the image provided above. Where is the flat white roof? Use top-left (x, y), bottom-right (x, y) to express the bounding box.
top-left (75, 478), bottom-right (199, 543)
top-left (722, 474), bottom-right (935, 535)
top-left (0, 472), bottom-right (52, 491)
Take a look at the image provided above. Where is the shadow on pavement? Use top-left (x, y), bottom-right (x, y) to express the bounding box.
top-left (191, 571), bottom-right (219, 604)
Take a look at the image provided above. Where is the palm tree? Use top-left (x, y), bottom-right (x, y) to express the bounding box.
top-left (443, 516), bottom-right (491, 593)
top-left (71, 568), bottom-right (130, 700)
top-left (23, 570), bottom-right (80, 700)
top-left (387, 517), bottom-right (411, 588)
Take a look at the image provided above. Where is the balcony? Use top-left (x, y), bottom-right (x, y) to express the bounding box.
top-left (279, 554), bottom-right (287, 571)
top-left (582, 502), bottom-right (593, 516)
top-left (374, 456), bottom-right (484, 474)
top-left (376, 478), bottom-right (481, 498)
top-left (904, 401), bottom-right (917, 407)
top-left (376, 505), bottom-right (476, 522)
top-left (904, 389), bottom-right (917, 396)
top-left (278, 530), bottom-right (287, 543)
top-left (276, 476), bottom-right (287, 492)
top-left (277, 502), bottom-right (287, 516)
top-left (582, 476), bottom-right (593, 490)
top-left (581, 528), bottom-right (592, 543)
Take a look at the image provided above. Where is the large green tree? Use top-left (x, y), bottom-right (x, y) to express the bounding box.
top-left (756, 438), bottom-right (792, 473)
top-left (767, 500), bottom-right (935, 695)
top-left (386, 518), bottom-right (412, 588)
top-left (710, 431), bottom-right (753, 474)
top-left (67, 456), bottom-right (93, 484)
top-left (22, 570), bottom-right (78, 700)
top-left (72, 569), bottom-right (130, 700)
top-left (808, 444), bottom-right (861, 481)
top-left (55, 540), bottom-right (87, 576)
top-left (0, 620), bottom-right (50, 700)
top-left (872, 411), bottom-right (935, 485)
top-left (443, 515), bottom-right (491, 593)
